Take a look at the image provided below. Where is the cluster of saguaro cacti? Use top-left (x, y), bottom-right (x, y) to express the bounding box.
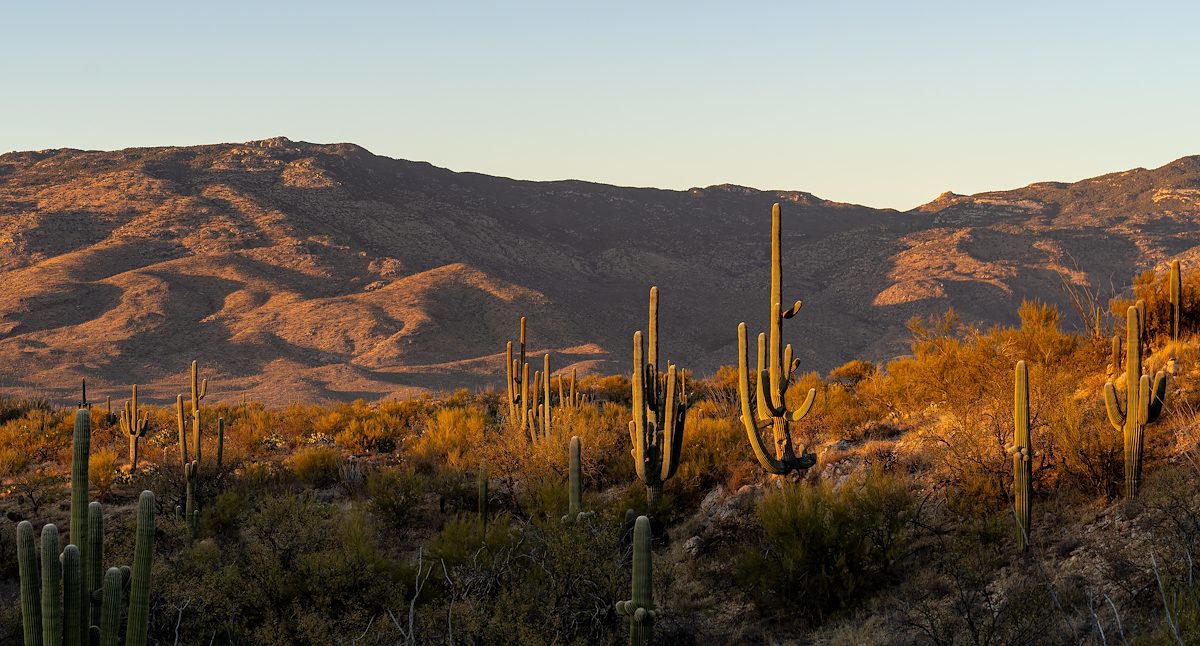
top-left (505, 317), bottom-right (576, 441)
top-left (120, 384), bottom-right (150, 471)
top-left (736, 204), bottom-right (818, 475)
top-left (629, 286), bottom-right (688, 508)
top-left (506, 318), bottom-right (553, 440)
top-left (16, 408), bottom-right (156, 646)
top-left (1005, 361), bottom-right (1033, 551)
top-left (173, 360), bottom-right (222, 531)
top-left (557, 368), bottom-right (583, 409)
top-left (1104, 303), bottom-right (1168, 498)
top-left (616, 515), bottom-right (656, 646)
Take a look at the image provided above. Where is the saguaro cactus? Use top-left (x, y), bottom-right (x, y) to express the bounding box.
top-left (120, 384), bottom-right (150, 470)
top-left (1170, 259), bottom-right (1182, 343)
top-left (16, 521), bottom-right (41, 645)
top-left (506, 317), bottom-right (533, 434)
top-left (184, 460), bottom-right (199, 534)
top-left (616, 515), bottom-right (657, 646)
top-left (630, 287), bottom-right (687, 509)
top-left (87, 501), bottom-right (103, 625)
top-left (563, 435), bottom-right (584, 522)
top-left (1006, 361), bottom-right (1033, 551)
top-left (217, 417), bottom-right (226, 469)
top-left (190, 360), bottom-right (208, 463)
top-left (736, 204), bottom-right (818, 475)
top-left (1104, 304), bottom-right (1168, 498)
top-left (124, 490), bottom-right (156, 646)
top-left (41, 524), bottom-right (62, 645)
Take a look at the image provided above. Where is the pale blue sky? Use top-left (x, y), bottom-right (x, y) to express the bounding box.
top-left (2, 1), bottom-right (1198, 209)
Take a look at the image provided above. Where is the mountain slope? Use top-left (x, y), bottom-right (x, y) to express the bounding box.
top-left (1, 138), bottom-right (1197, 404)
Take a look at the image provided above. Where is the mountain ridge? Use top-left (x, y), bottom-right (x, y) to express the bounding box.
top-left (1, 137), bottom-right (1197, 405)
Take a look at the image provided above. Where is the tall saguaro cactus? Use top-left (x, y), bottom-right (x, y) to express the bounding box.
top-left (190, 360), bottom-right (208, 463)
top-left (120, 384), bottom-right (150, 470)
top-left (630, 286), bottom-right (687, 509)
top-left (736, 203), bottom-right (818, 475)
top-left (1169, 260), bottom-right (1182, 343)
top-left (616, 515), bottom-right (657, 646)
top-left (16, 521), bottom-right (40, 645)
top-left (1104, 304), bottom-right (1168, 498)
top-left (563, 435), bottom-right (583, 522)
top-left (1006, 361), bottom-right (1033, 551)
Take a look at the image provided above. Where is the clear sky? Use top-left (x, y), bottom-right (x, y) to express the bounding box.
top-left (3, 1), bottom-right (1199, 209)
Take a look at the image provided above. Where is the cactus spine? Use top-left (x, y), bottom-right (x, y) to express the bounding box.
top-left (1170, 259), bottom-right (1182, 342)
top-left (16, 521), bottom-right (41, 645)
top-left (630, 286), bottom-right (687, 509)
top-left (616, 515), bottom-right (656, 646)
top-left (737, 203), bottom-right (818, 474)
top-left (120, 384), bottom-right (150, 470)
top-left (1104, 304), bottom-right (1168, 498)
top-left (1006, 361), bottom-right (1033, 551)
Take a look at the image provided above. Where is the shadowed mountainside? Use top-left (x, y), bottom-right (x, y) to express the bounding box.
top-left (1, 137), bottom-right (1198, 404)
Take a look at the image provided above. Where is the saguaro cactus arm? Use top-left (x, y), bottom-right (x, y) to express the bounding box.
top-left (16, 520), bottom-right (42, 645)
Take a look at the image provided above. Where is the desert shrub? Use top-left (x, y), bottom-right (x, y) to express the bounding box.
top-left (736, 468), bottom-right (916, 621)
top-left (670, 411), bottom-right (749, 502)
top-left (288, 445), bottom-right (341, 487)
top-left (411, 405), bottom-right (487, 472)
top-left (154, 492), bottom-right (413, 644)
top-left (335, 417), bottom-right (397, 453)
top-left (202, 488), bottom-right (251, 538)
top-left (425, 514), bottom-right (625, 644)
top-left (366, 467), bottom-right (427, 531)
top-left (899, 536), bottom-right (1068, 645)
top-left (88, 448), bottom-right (119, 496)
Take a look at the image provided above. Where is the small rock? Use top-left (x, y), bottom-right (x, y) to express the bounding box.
top-left (683, 536), bottom-right (704, 557)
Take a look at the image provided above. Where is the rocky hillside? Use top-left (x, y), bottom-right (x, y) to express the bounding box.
top-left (0, 138), bottom-right (1197, 404)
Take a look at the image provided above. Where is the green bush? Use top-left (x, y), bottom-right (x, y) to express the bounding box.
top-left (736, 468), bottom-right (915, 620)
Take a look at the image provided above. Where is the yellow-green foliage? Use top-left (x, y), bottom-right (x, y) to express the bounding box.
top-left (88, 448), bottom-right (119, 496)
top-left (288, 445), bottom-right (342, 487)
top-left (412, 405), bottom-right (487, 472)
top-left (0, 405), bottom-right (71, 475)
top-left (670, 408), bottom-right (749, 498)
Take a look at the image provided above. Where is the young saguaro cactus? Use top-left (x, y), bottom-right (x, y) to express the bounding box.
top-left (736, 204), bottom-right (818, 475)
top-left (562, 435), bottom-right (584, 522)
top-left (1104, 304), bottom-right (1168, 498)
top-left (616, 515), bottom-right (657, 646)
top-left (1005, 361), bottom-right (1033, 551)
top-left (629, 286), bottom-right (687, 509)
top-left (120, 384), bottom-right (150, 470)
